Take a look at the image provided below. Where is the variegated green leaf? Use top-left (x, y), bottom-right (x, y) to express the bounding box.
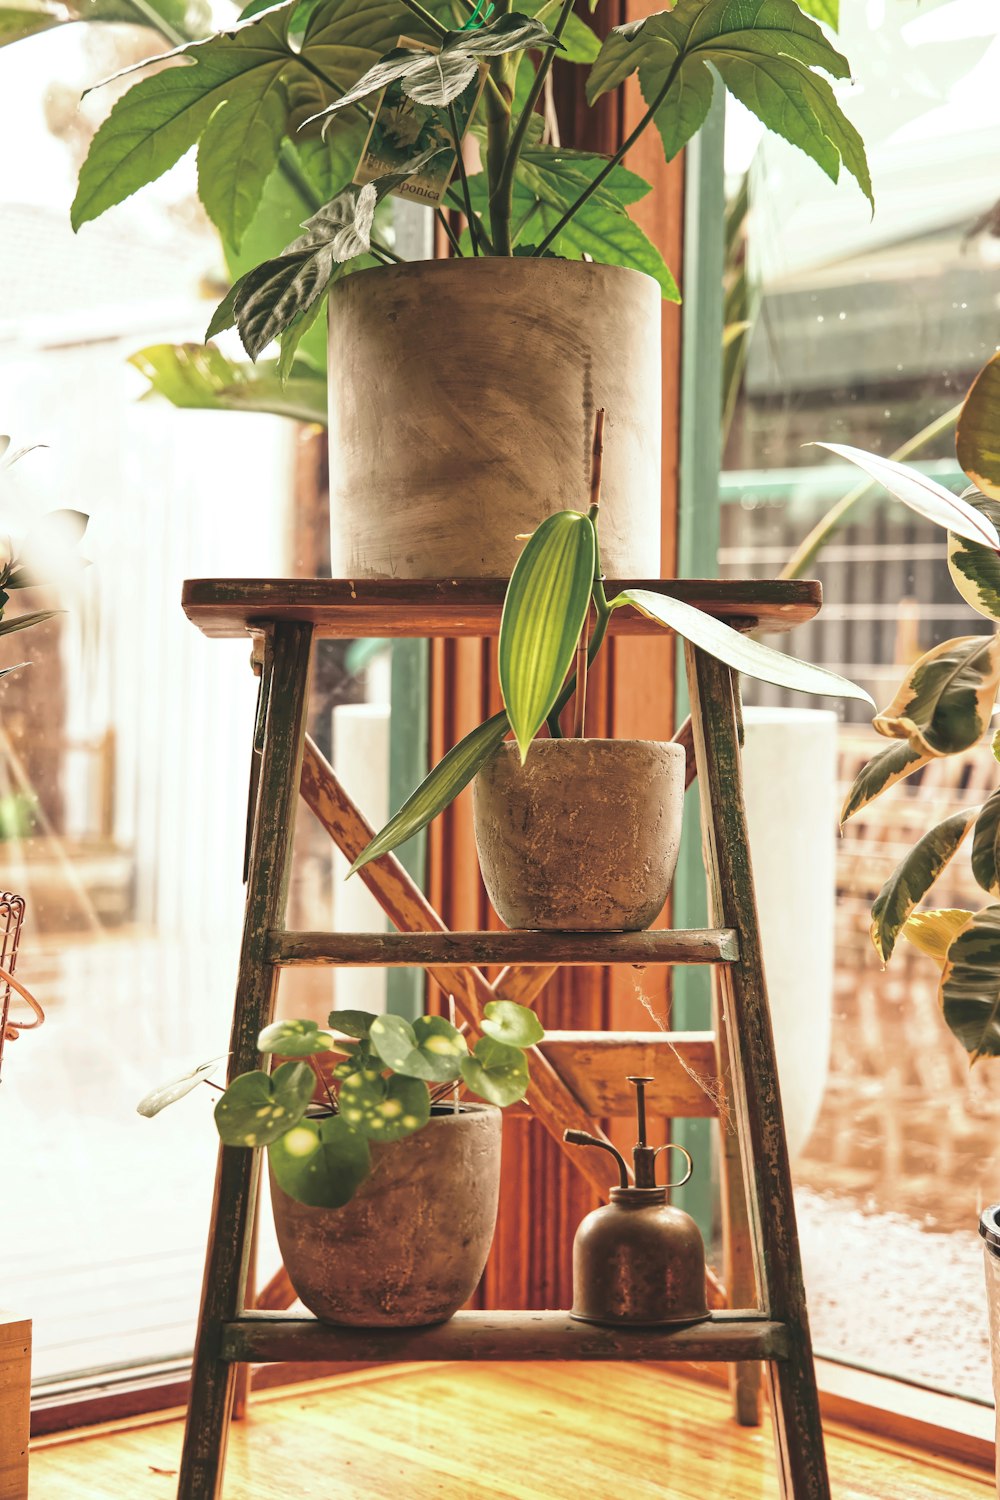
top-left (136, 1054), bottom-right (228, 1117)
top-left (308, 13), bottom-right (562, 122)
top-left (257, 1017), bottom-right (334, 1056)
top-left (349, 710), bottom-right (510, 875)
top-left (499, 510), bottom-right (597, 760)
top-left (611, 589), bottom-right (874, 706)
top-left (939, 905), bottom-right (1000, 1061)
top-left (840, 740), bottom-right (932, 827)
top-left (337, 1070), bottom-right (431, 1141)
top-left (957, 353), bottom-right (1000, 501)
top-left (948, 492), bottom-right (1000, 622)
top-left (901, 908), bottom-right (974, 969)
top-left (481, 1000), bottom-right (544, 1048)
top-left (972, 787), bottom-right (1000, 897)
top-left (460, 1037), bottom-right (530, 1106)
top-left (870, 808), bottom-right (977, 963)
top-left (872, 634), bottom-right (1000, 758)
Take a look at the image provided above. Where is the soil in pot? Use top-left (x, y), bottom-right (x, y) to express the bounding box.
top-left (269, 1102), bottom-right (501, 1327)
top-left (327, 258), bottom-right (661, 579)
top-left (473, 740), bottom-right (685, 931)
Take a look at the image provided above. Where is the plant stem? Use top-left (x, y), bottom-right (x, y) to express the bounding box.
top-left (448, 101), bottom-right (482, 255)
top-left (779, 403), bottom-right (963, 580)
top-left (436, 207), bottom-right (465, 256)
top-left (493, 0), bottom-right (574, 253)
top-left (369, 235), bottom-right (404, 264)
top-left (573, 410), bottom-right (606, 738)
top-left (485, 60), bottom-right (514, 254)
top-left (394, 0), bottom-right (451, 40)
top-left (533, 53), bottom-right (683, 255)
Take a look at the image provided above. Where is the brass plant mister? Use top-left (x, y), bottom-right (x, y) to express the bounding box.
top-left (564, 1076), bottom-right (709, 1327)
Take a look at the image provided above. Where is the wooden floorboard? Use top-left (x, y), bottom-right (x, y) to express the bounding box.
top-left (29, 1363), bottom-right (994, 1499)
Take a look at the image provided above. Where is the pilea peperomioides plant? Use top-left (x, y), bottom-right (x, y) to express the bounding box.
top-left (139, 999), bottom-right (543, 1208)
top-left (58, 0), bottom-right (870, 374)
top-left (833, 352), bottom-right (1000, 1063)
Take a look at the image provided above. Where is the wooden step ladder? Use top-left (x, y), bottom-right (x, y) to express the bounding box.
top-left (176, 577), bottom-right (830, 1499)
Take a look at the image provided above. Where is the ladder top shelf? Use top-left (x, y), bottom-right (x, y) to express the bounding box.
top-left (182, 577), bottom-right (822, 640)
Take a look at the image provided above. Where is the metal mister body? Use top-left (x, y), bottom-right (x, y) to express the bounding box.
top-left (564, 1077), bottom-right (709, 1328)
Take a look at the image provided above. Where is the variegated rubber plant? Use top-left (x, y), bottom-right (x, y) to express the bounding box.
top-left (350, 412), bottom-right (873, 875)
top-left (833, 351), bottom-right (1000, 1064)
top-left (138, 1000), bottom-right (543, 1209)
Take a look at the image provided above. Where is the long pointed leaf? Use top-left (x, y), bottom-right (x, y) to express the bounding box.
top-left (499, 511), bottom-right (596, 760)
top-left (349, 710), bottom-right (510, 875)
top-left (611, 588), bottom-right (874, 706)
top-left (813, 442), bottom-right (1000, 550)
top-left (870, 808), bottom-right (977, 963)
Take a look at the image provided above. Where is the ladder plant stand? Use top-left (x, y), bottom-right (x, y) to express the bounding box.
top-left (178, 576), bottom-right (830, 1500)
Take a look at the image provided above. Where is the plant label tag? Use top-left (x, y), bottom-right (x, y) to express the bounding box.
top-left (353, 36), bottom-right (486, 207)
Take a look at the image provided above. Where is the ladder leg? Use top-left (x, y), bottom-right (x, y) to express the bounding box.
top-left (177, 621), bottom-right (314, 1500)
top-left (714, 984), bottom-right (763, 1426)
top-left (685, 644), bottom-right (829, 1500)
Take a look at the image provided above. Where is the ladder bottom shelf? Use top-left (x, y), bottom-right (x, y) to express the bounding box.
top-left (221, 1310), bottom-right (786, 1364)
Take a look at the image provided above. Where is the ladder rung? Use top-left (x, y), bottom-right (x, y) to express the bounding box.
top-left (221, 1310), bottom-right (786, 1365)
top-left (268, 929), bottom-right (740, 968)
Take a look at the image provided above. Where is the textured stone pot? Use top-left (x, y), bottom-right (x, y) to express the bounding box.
top-left (269, 1103), bottom-right (501, 1326)
top-left (473, 740), bottom-right (685, 931)
top-left (327, 258), bottom-right (661, 579)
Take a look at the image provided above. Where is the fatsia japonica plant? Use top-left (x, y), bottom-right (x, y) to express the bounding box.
top-left (830, 352), bottom-right (1000, 1064)
top-left (349, 414), bottom-right (873, 873)
top-left (138, 1000), bottom-right (542, 1208)
top-left (47, 0), bottom-right (870, 379)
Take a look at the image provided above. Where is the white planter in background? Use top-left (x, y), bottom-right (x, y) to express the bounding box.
top-left (331, 703), bottom-right (390, 1015)
top-left (740, 707), bottom-right (837, 1159)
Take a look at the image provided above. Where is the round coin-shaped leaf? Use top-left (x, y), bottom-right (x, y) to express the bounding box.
top-left (481, 1000), bottom-right (544, 1049)
top-left (268, 1115), bottom-right (372, 1209)
top-left (327, 1009), bottom-right (377, 1039)
top-left (460, 1037), bottom-right (530, 1106)
top-left (213, 1060), bottom-right (315, 1148)
top-left (369, 1013), bottom-right (420, 1071)
top-left (257, 1018), bottom-right (335, 1057)
top-left (337, 1070), bottom-right (431, 1142)
top-left (330, 1041), bottom-right (374, 1080)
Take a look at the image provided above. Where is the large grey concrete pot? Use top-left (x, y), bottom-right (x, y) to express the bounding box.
top-left (473, 740), bottom-right (685, 931)
top-left (269, 1103), bottom-right (501, 1326)
top-left (327, 258), bottom-right (662, 579)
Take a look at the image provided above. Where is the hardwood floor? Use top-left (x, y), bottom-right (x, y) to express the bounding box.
top-left (29, 1364), bottom-right (995, 1499)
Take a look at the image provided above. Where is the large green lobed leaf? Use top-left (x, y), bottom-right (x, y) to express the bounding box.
top-left (499, 509), bottom-right (597, 760)
top-left (72, 0), bottom-right (420, 250)
top-left (587, 0), bottom-right (870, 207)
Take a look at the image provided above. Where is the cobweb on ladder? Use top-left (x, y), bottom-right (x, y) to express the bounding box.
top-left (631, 974), bottom-right (734, 1136)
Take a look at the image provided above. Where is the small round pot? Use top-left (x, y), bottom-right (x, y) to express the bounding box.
top-left (473, 740), bottom-right (685, 931)
top-left (327, 258), bottom-right (662, 579)
top-left (269, 1103), bottom-right (501, 1327)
